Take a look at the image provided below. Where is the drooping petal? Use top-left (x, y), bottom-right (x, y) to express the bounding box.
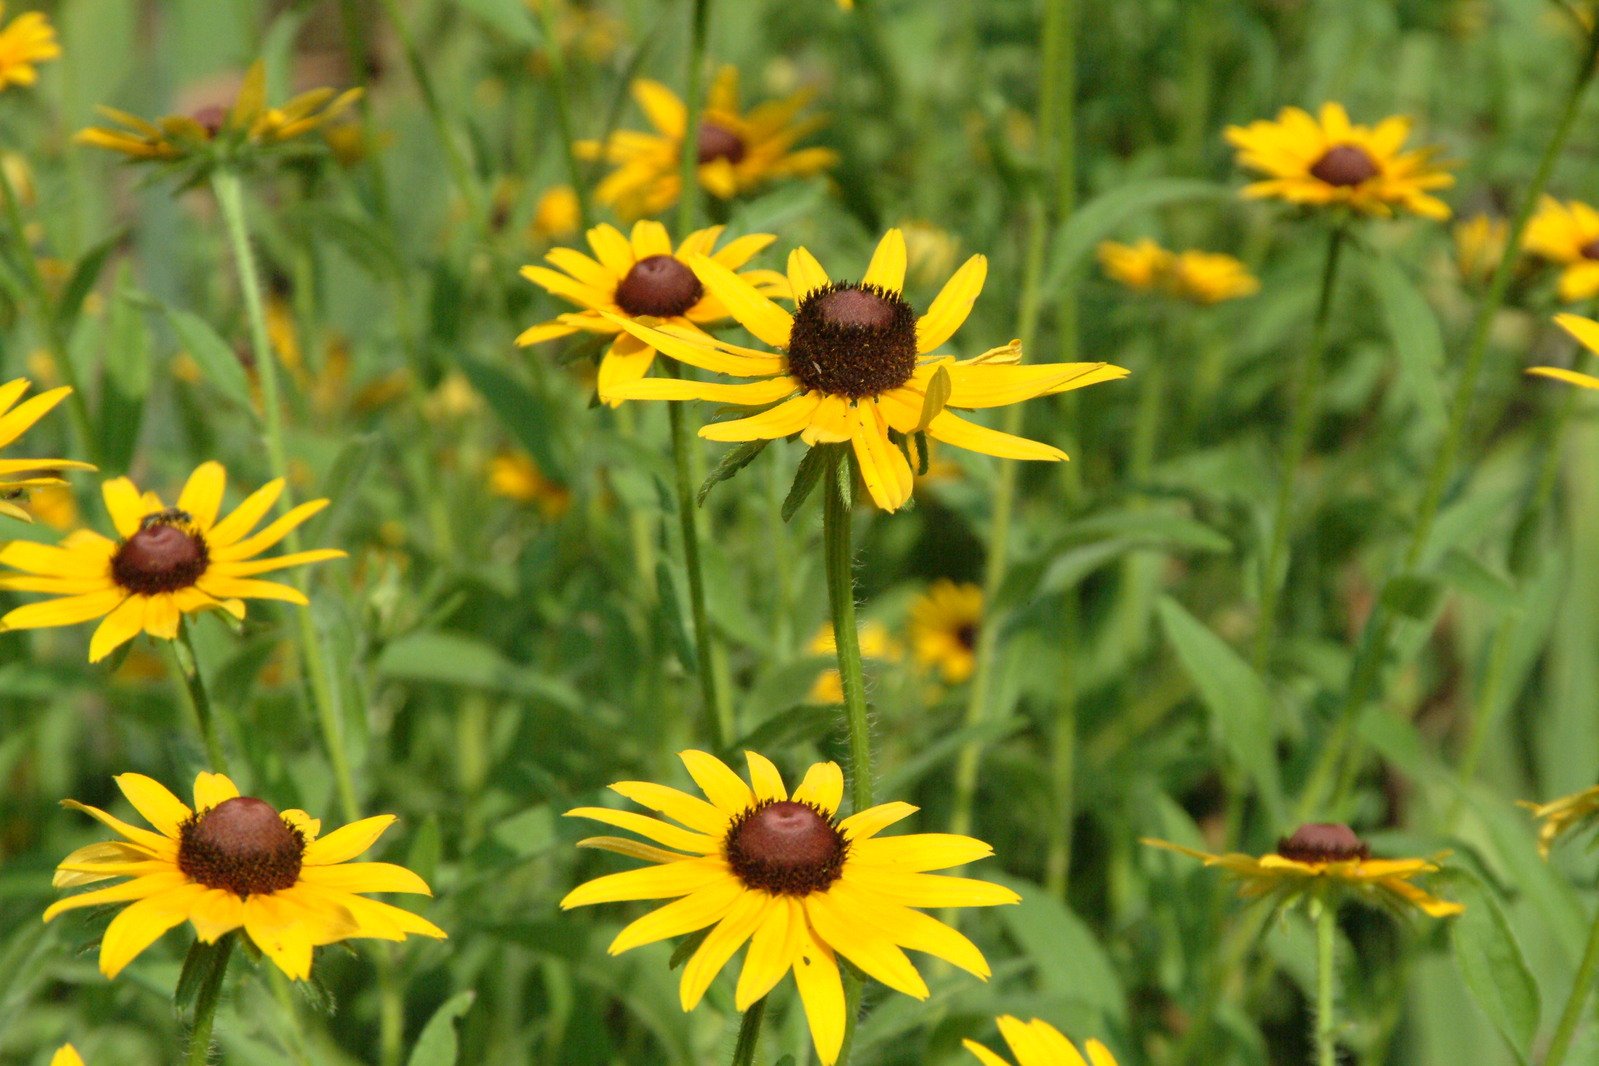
top-left (680, 889), bottom-right (773, 1010)
top-left (792, 926), bottom-right (847, 1066)
top-left (925, 410), bottom-right (1068, 462)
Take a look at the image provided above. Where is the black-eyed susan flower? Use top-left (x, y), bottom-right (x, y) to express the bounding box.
top-left (518, 221), bottom-right (787, 405)
top-left (51, 1046), bottom-right (84, 1066)
top-left (531, 184), bottom-right (582, 242)
top-left (0, 379), bottom-right (94, 523)
top-left (964, 1017), bottom-right (1118, 1066)
top-left (1529, 312), bottom-right (1599, 390)
top-left (1225, 103), bottom-right (1453, 220)
top-left (47, 771), bottom-right (444, 980)
top-left (577, 67), bottom-right (837, 220)
top-left (809, 620), bottom-right (901, 702)
top-left (487, 452), bottom-right (572, 518)
top-left (77, 61), bottom-right (360, 169)
top-left (603, 229), bottom-right (1130, 512)
top-left (1521, 784), bottom-right (1599, 857)
top-left (1143, 823), bottom-right (1463, 918)
top-left (1098, 239), bottom-right (1258, 305)
top-left (0, 461), bottom-right (344, 662)
top-left (561, 749), bottom-right (1019, 1065)
top-left (1525, 198), bottom-right (1599, 302)
top-left (1454, 214), bottom-right (1510, 287)
top-left (0, 2), bottom-right (59, 91)
top-left (911, 580), bottom-right (982, 684)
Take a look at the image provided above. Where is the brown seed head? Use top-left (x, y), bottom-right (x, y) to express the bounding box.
top-left (696, 122), bottom-right (746, 165)
top-left (177, 796), bottom-right (305, 897)
top-left (1309, 145), bottom-right (1379, 187)
top-left (786, 282), bottom-right (918, 399)
top-left (1276, 822), bottom-right (1370, 864)
top-left (613, 254), bottom-right (704, 318)
top-left (725, 799), bottom-right (848, 896)
top-left (111, 512), bottom-right (209, 595)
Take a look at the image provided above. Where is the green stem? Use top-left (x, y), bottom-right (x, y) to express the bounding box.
top-left (668, 395), bottom-right (731, 747)
top-left (532, 1), bottom-right (594, 229)
top-left (1315, 901), bottom-right (1339, 1066)
top-left (1545, 904), bottom-right (1599, 1066)
top-left (170, 624), bottom-right (228, 773)
top-left (729, 997), bottom-right (766, 1066)
top-left (675, 0), bottom-right (711, 238)
top-left (1252, 223), bottom-right (1347, 672)
top-left (186, 935), bottom-right (234, 1066)
top-left (267, 968), bottom-right (314, 1066)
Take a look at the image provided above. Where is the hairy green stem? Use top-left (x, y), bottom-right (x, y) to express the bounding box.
top-left (170, 624), bottom-right (228, 774)
top-left (186, 935), bottom-right (234, 1066)
top-left (1546, 903), bottom-right (1599, 1066)
top-left (729, 997), bottom-right (766, 1066)
top-left (1252, 223), bottom-right (1347, 672)
top-left (1315, 901), bottom-right (1338, 1066)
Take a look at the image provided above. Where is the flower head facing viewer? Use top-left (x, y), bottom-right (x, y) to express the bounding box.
top-left (47, 771), bottom-right (444, 979)
top-left (0, 378), bottom-right (94, 522)
top-left (1226, 102), bottom-right (1453, 220)
top-left (0, 2), bottom-right (59, 91)
top-left (603, 228), bottom-right (1129, 512)
top-left (1522, 779), bottom-right (1599, 858)
top-left (0, 461), bottom-right (344, 662)
top-left (561, 749), bottom-right (1020, 1066)
top-left (1143, 822), bottom-right (1463, 918)
top-left (1525, 198), bottom-right (1599, 303)
top-left (518, 220), bottom-right (787, 405)
top-left (1529, 312), bottom-right (1599, 390)
top-left (577, 66), bottom-right (837, 220)
top-left (964, 1016), bottom-right (1118, 1066)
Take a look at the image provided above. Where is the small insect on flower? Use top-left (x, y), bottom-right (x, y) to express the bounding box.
top-left (1225, 102), bottom-right (1453, 221)
top-left (963, 1016), bottom-right (1119, 1066)
top-left (0, 378), bottom-right (95, 523)
top-left (603, 228), bottom-right (1129, 512)
top-left (1142, 823), bottom-right (1464, 919)
top-left (0, 2), bottom-right (60, 92)
top-left (561, 750), bottom-right (1019, 1066)
top-left (47, 772), bottom-right (445, 980)
top-left (577, 66), bottom-right (838, 220)
top-left (1525, 198), bottom-right (1599, 303)
top-left (1528, 313), bottom-right (1599, 391)
top-left (0, 461), bottom-right (344, 662)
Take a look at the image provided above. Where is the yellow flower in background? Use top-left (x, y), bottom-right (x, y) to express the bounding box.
top-left (487, 452), bottom-right (572, 518)
top-left (531, 184), bottom-right (582, 242)
top-left (1170, 250), bottom-right (1259, 304)
top-left (1097, 238), bottom-right (1173, 293)
top-left (561, 749), bottom-right (1019, 1066)
top-left (899, 219), bottom-right (962, 288)
top-left (0, 462), bottom-right (345, 662)
top-left (604, 229), bottom-right (1129, 512)
top-left (577, 67), bottom-right (838, 220)
top-left (0, 2), bottom-right (59, 91)
top-left (1142, 823), bottom-right (1464, 918)
top-left (1525, 198), bottom-right (1599, 302)
top-left (47, 771), bottom-right (444, 980)
top-left (51, 1046), bottom-right (85, 1066)
top-left (518, 221), bottom-right (787, 406)
top-left (964, 1017), bottom-right (1118, 1066)
top-left (1528, 312), bottom-right (1599, 390)
top-left (0, 379), bottom-right (95, 523)
top-left (1453, 214), bottom-right (1509, 287)
top-left (77, 61), bottom-right (361, 163)
top-left (1521, 783), bottom-right (1599, 857)
top-left (1225, 102), bottom-right (1453, 220)
top-left (809, 620), bottom-right (902, 702)
top-left (911, 580), bottom-right (982, 684)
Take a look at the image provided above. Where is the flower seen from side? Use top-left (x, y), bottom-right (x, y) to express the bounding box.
top-left (47, 771), bottom-right (444, 980)
top-left (0, 379), bottom-right (94, 522)
top-left (0, 2), bottom-right (59, 91)
top-left (561, 749), bottom-right (1020, 1065)
top-left (1528, 313), bottom-right (1599, 390)
top-left (1522, 784), bottom-right (1599, 858)
top-left (1453, 214), bottom-right (1510, 288)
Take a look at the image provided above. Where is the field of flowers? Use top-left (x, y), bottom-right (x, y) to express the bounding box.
top-left (8, 1), bottom-right (1599, 1063)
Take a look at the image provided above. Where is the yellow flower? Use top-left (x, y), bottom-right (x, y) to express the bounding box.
top-left (487, 452), bottom-right (572, 518)
top-left (47, 771), bottom-right (444, 980)
top-left (899, 219), bottom-right (962, 288)
top-left (0, 2), bottom-right (59, 91)
top-left (531, 184), bottom-right (582, 241)
top-left (964, 1017), bottom-right (1118, 1066)
top-left (1170, 250), bottom-right (1260, 304)
top-left (577, 67), bottom-right (838, 220)
top-left (77, 61), bottom-right (361, 164)
top-left (0, 461), bottom-right (345, 662)
top-left (911, 580), bottom-right (982, 684)
top-left (809, 620), bottom-right (902, 703)
top-left (1453, 214), bottom-right (1509, 287)
top-left (1097, 238), bottom-right (1172, 293)
top-left (561, 749), bottom-right (1019, 1065)
top-left (1225, 102), bottom-right (1453, 220)
top-left (0, 379), bottom-right (95, 523)
top-left (1521, 784), bottom-right (1599, 857)
top-left (1529, 312), bottom-right (1599, 390)
top-left (1525, 198), bottom-right (1599, 302)
top-left (603, 229), bottom-right (1130, 512)
top-left (517, 221), bottom-right (788, 406)
top-left (51, 1046), bottom-right (85, 1066)
top-left (1142, 823), bottom-right (1463, 918)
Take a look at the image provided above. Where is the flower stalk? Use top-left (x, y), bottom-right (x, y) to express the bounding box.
top-left (185, 934), bottom-right (234, 1066)
top-left (1545, 903), bottom-right (1599, 1066)
top-left (170, 623), bottom-right (228, 774)
top-left (730, 996), bottom-right (767, 1066)
top-left (1314, 899), bottom-right (1339, 1066)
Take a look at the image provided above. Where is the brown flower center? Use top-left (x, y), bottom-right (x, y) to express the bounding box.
top-left (1309, 145), bottom-right (1379, 187)
top-left (613, 254), bottom-right (704, 318)
top-left (725, 799), bottom-right (848, 895)
top-left (1581, 239), bottom-right (1599, 261)
top-left (786, 282), bottom-right (919, 399)
top-left (111, 511), bottom-right (209, 596)
top-left (955, 622), bottom-right (978, 651)
top-left (177, 797), bottom-right (305, 897)
top-left (696, 122), bottom-right (746, 165)
top-left (1276, 822), bottom-right (1370, 864)
top-left (191, 105), bottom-right (228, 138)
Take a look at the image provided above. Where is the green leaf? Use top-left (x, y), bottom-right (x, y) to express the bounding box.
top-left (1381, 573), bottom-right (1443, 621)
top-left (1448, 871), bottom-right (1538, 1064)
top-left (375, 631), bottom-right (581, 710)
top-left (55, 230), bottom-right (124, 332)
top-left (406, 990), bottom-right (476, 1066)
top-left (1437, 548), bottom-right (1518, 611)
top-left (99, 278), bottom-right (150, 474)
top-left (916, 364), bottom-right (952, 431)
top-left (992, 874), bottom-right (1127, 1025)
top-left (697, 439), bottom-right (768, 506)
top-left (1042, 178), bottom-right (1231, 292)
top-left (1157, 597), bottom-right (1284, 821)
top-left (162, 305), bottom-right (254, 411)
top-left (781, 445), bottom-right (830, 522)
top-left (1366, 252), bottom-right (1446, 432)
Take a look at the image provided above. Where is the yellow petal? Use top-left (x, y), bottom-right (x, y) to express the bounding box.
top-left (787, 247), bottom-right (831, 301)
top-left (745, 751), bottom-right (789, 802)
top-left (861, 229), bottom-right (907, 293)
top-left (926, 410), bottom-right (1068, 462)
top-left (792, 926), bottom-right (847, 1065)
top-left (193, 771), bottom-right (240, 812)
top-left (302, 815), bottom-right (397, 865)
top-left (678, 749), bottom-right (756, 813)
top-left (607, 876), bottom-right (744, 954)
top-left (113, 774), bottom-right (191, 838)
top-left (916, 255), bottom-right (987, 354)
top-left (560, 857), bottom-right (730, 908)
top-left (791, 762), bottom-right (844, 815)
top-left (176, 462), bottom-right (227, 530)
top-left (680, 889), bottom-right (772, 1010)
top-left (565, 806), bottom-right (719, 853)
top-left (296, 862), bottom-right (432, 895)
top-left (99, 883), bottom-right (207, 977)
top-left (688, 255), bottom-right (794, 349)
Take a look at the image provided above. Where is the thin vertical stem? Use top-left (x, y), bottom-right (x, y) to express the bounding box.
top-left (532, 1), bottom-right (594, 229)
top-left (1545, 905), bottom-right (1599, 1066)
top-left (1252, 223), bottom-right (1347, 672)
top-left (1315, 901), bottom-right (1339, 1066)
top-left (675, 0), bottom-right (711, 239)
top-left (186, 935), bottom-right (234, 1066)
top-left (669, 394), bottom-right (731, 747)
top-left (170, 624), bottom-right (228, 774)
top-left (729, 997), bottom-right (767, 1066)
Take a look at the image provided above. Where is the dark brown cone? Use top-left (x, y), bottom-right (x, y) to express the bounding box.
top-left (1581, 238), bottom-right (1599, 261)
top-left (111, 515), bottom-right (209, 596)
top-left (725, 800), bottom-right (847, 896)
top-left (696, 122), bottom-right (746, 165)
top-left (1309, 145), bottom-right (1379, 187)
top-left (786, 282), bottom-right (918, 399)
top-left (177, 797), bottom-right (305, 897)
top-left (1276, 822), bottom-right (1370, 864)
top-left (613, 255), bottom-right (704, 318)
